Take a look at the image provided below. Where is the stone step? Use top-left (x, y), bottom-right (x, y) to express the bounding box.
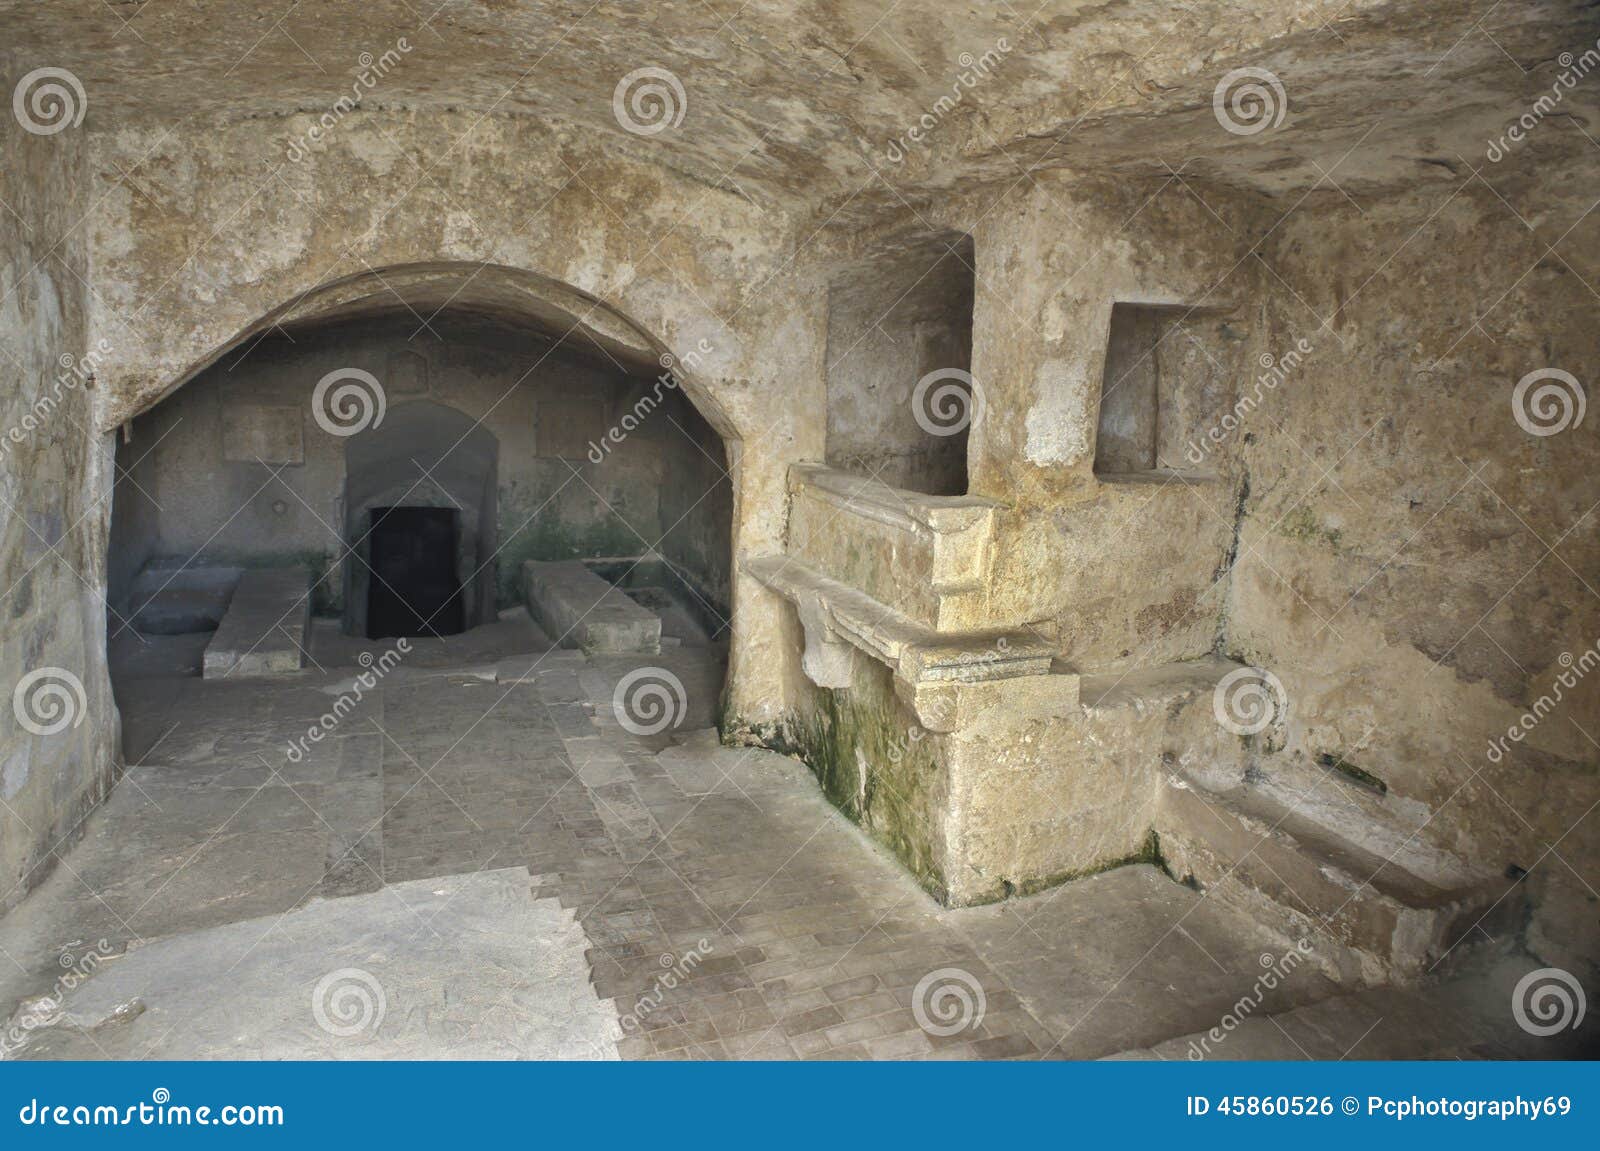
top-left (201, 567), bottom-right (311, 679)
top-left (1107, 957), bottom-right (1594, 1061)
top-left (1157, 765), bottom-right (1521, 984)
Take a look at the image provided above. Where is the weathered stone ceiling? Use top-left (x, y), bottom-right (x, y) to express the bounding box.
top-left (3, 0), bottom-right (1596, 216)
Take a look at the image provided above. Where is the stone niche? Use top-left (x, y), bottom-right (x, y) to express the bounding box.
top-left (1092, 302), bottom-right (1239, 479)
top-left (824, 230), bottom-right (975, 496)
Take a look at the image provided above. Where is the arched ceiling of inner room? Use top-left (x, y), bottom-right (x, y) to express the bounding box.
top-left (128, 262), bottom-right (669, 424)
top-left (266, 264), bottom-right (665, 377)
top-left (2, 1), bottom-right (1594, 219)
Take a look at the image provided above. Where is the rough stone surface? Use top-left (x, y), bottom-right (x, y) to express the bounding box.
top-left (0, 91), bottom-right (119, 914)
top-left (1, 0), bottom-right (1596, 1044)
top-left (12, 869), bottom-right (620, 1060)
top-left (3, 635), bottom-right (1557, 1061)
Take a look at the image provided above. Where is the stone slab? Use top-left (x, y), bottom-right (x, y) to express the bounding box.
top-left (202, 567), bottom-right (310, 679)
top-left (34, 869), bottom-right (619, 1059)
top-left (523, 560), bottom-right (660, 654)
top-left (221, 404), bottom-right (304, 464)
top-left (743, 554), bottom-right (1052, 688)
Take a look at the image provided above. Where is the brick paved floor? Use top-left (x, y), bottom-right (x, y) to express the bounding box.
top-left (1, 631), bottom-right (1568, 1060)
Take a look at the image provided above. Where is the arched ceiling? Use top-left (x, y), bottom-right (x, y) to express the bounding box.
top-left (262, 263), bottom-right (664, 375)
top-left (3, 0), bottom-right (1595, 217)
top-left (136, 262), bottom-right (670, 425)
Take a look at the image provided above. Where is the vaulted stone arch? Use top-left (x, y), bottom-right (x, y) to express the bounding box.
top-left (93, 243), bottom-right (828, 730)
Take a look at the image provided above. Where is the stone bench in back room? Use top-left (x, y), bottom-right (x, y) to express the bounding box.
top-left (522, 560), bottom-right (661, 654)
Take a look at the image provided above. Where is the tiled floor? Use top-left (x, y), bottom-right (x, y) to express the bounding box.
top-left (0, 623), bottom-right (1575, 1060)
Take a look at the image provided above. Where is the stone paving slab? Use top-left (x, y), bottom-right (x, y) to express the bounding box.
top-left (12, 869), bottom-right (618, 1060)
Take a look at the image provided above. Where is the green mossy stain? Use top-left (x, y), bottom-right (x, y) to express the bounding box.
top-left (1277, 506), bottom-right (1343, 551)
top-left (741, 686), bottom-right (950, 904)
top-left (206, 549), bottom-right (341, 614)
top-left (494, 514), bottom-right (645, 608)
top-left (1316, 752), bottom-right (1388, 794)
top-left (1000, 828), bottom-right (1168, 899)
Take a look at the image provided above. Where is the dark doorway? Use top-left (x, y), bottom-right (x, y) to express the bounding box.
top-left (366, 506), bottom-right (465, 639)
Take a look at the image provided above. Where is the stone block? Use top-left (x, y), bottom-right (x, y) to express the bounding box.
top-left (522, 560), bottom-right (660, 654)
top-left (202, 567), bottom-right (310, 678)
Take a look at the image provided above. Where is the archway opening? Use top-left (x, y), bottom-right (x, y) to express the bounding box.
top-left (105, 295), bottom-right (734, 689)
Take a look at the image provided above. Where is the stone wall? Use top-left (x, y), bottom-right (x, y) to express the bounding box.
top-left (824, 233), bottom-right (974, 495)
top-left (0, 61), bottom-right (119, 911)
top-left (655, 395), bottom-right (735, 624)
top-left (953, 175), bottom-right (1256, 668)
top-left (773, 168), bottom-right (1598, 931)
top-left (1227, 183), bottom-right (1600, 976)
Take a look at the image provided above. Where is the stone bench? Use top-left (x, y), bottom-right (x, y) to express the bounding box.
top-left (522, 560), bottom-right (660, 654)
top-left (202, 567), bottom-right (311, 678)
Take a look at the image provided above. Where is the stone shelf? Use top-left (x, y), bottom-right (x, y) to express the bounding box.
top-left (742, 553), bottom-right (1053, 702)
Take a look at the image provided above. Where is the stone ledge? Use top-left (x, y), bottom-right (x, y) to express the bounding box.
top-left (742, 554), bottom-right (1052, 701)
top-left (787, 464), bottom-right (1002, 625)
top-left (1080, 655), bottom-right (1243, 712)
top-left (788, 463), bottom-right (1002, 535)
top-left (1157, 762), bottom-right (1514, 984)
